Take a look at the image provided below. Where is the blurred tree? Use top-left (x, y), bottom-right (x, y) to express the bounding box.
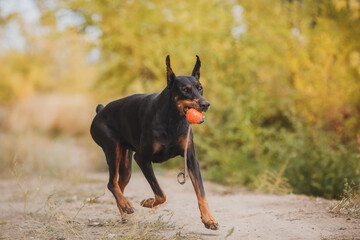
top-left (53, 0), bottom-right (237, 97)
top-left (0, 5), bottom-right (95, 103)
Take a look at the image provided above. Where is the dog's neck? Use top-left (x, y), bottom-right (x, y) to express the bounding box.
top-left (155, 87), bottom-right (187, 126)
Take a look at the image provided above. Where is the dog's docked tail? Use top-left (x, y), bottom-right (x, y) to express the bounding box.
top-left (96, 104), bottom-right (104, 114)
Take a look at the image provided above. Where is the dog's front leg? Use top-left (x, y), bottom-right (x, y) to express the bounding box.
top-left (134, 153), bottom-right (167, 208)
top-left (186, 143), bottom-right (219, 230)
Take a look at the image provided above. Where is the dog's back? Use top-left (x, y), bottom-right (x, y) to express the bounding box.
top-left (91, 93), bottom-right (159, 151)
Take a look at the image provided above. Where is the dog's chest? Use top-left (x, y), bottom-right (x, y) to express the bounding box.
top-left (151, 136), bottom-right (184, 163)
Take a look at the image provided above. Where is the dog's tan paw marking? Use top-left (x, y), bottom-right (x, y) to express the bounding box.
top-left (140, 198), bottom-right (155, 208)
top-left (140, 195), bottom-right (167, 208)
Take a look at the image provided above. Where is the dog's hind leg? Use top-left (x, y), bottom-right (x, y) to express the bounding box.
top-left (105, 143), bottom-right (134, 216)
top-left (134, 154), bottom-right (167, 208)
top-left (118, 149), bottom-right (133, 193)
top-left (91, 122), bottom-right (134, 217)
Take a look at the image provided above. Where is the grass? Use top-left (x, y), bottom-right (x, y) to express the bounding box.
top-left (253, 159), bottom-right (292, 195)
top-left (0, 94), bottom-right (105, 179)
top-left (17, 196), bottom-right (194, 240)
top-left (0, 130), bottom-right (107, 185)
top-left (329, 179), bottom-right (360, 218)
top-left (27, 198), bottom-right (176, 240)
top-left (10, 158), bottom-right (35, 216)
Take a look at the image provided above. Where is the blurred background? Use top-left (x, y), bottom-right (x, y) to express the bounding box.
top-left (0, 0), bottom-right (359, 199)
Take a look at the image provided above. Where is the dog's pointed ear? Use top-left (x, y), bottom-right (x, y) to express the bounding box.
top-left (192, 55), bottom-right (201, 80)
top-left (166, 55), bottom-right (176, 88)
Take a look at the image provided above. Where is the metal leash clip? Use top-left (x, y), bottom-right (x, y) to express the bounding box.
top-left (177, 171), bottom-right (186, 185)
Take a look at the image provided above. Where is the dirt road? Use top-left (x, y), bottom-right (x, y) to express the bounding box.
top-left (1, 171), bottom-right (359, 239)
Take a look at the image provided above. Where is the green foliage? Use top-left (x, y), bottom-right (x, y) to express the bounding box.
top-left (254, 160), bottom-right (292, 195)
top-left (269, 122), bottom-right (359, 198)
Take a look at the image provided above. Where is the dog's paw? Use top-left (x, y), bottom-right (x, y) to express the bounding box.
top-left (123, 207), bottom-right (134, 214)
top-left (202, 216), bottom-right (219, 230)
top-left (140, 195), bottom-right (166, 208)
top-left (119, 197), bottom-right (134, 214)
top-left (140, 198), bottom-right (155, 208)
top-left (204, 222), bottom-right (219, 230)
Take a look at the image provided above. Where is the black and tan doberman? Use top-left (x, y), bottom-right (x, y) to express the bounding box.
top-left (90, 55), bottom-right (218, 230)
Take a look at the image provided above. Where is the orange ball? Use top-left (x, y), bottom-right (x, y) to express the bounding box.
top-left (186, 108), bottom-right (204, 124)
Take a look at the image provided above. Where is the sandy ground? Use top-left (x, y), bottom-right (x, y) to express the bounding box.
top-left (1, 171), bottom-right (359, 240)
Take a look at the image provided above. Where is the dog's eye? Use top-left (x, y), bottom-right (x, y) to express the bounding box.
top-left (183, 87), bottom-right (190, 93)
top-left (197, 86), bottom-right (203, 91)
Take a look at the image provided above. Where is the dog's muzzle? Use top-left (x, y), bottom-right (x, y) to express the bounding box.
top-left (199, 99), bottom-right (210, 112)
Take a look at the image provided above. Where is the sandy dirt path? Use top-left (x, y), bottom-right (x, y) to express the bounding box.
top-left (1, 171), bottom-right (359, 239)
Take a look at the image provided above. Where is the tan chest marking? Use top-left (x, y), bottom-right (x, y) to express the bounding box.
top-left (153, 142), bottom-right (163, 155)
top-left (178, 135), bottom-right (191, 150)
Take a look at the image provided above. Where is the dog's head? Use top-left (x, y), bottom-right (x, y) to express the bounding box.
top-left (166, 55), bottom-right (210, 116)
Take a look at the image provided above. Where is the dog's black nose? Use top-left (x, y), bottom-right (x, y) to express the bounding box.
top-left (199, 99), bottom-right (210, 111)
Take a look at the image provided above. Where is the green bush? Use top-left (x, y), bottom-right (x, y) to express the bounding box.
top-left (195, 109), bottom-right (360, 199)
